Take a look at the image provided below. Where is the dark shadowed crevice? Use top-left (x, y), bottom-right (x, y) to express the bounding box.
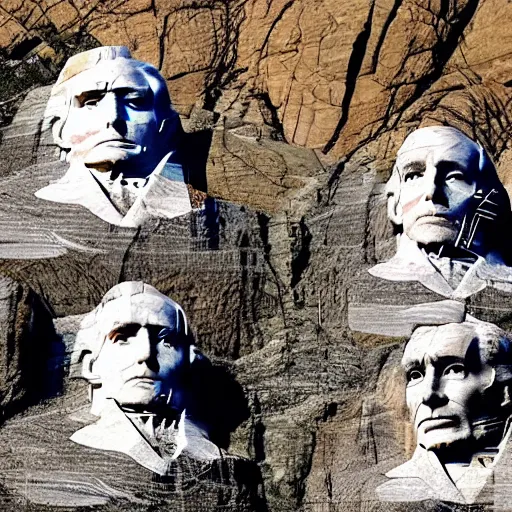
top-left (158, 13), bottom-right (170, 71)
top-left (249, 393), bottom-right (266, 462)
top-left (254, 92), bottom-right (286, 141)
top-left (254, 421), bottom-right (266, 462)
top-left (257, 212), bottom-right (287, 325)
top-left (203, 0), bottom-right (248, 111)
top-left (8, 36), bottom-right (42, 60)
top-left (259, 0), bottom-right (294, 58)
top-left (295, 428), bottom-right (317, 509)
top-left (236, 231), bottom-right (252, 360)
top-left (0, 286), bottom-right (60, 425)
top-left (117, 227), bottom-right (142, 283)
top-left (290, 217), bottom-right (312, 290)
top-left (370, 0), bottom-right (403, 73)
top-left (31, 119), bottom-right (44, 166)
top-left (323, 0), bottom-right (376, 154)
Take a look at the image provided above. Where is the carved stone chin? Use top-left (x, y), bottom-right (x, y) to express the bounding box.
top-left (34, 46), bottom-right (192, 227)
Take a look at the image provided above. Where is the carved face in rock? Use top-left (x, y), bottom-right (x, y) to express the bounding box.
top-left (91, 292), bottom-right (189, 408)
top-left (58, 58), bottom-right (172, 176)
top-left (393, 127), bottom-right (482, 248)
top-left (403, 321), bottom-right (510, 453)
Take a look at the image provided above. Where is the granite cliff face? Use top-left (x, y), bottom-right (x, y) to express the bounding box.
top-left (1, 1), bottom-right (512, 511)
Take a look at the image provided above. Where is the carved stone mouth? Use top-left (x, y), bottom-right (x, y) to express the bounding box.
top-left (127, 376), bottom-right (161, 383)
top-left (97, 140), bottom-right (138, 149)
top-left (416, 215), bottom-right (452, 224)
top-left (419, 416), bottom-right (458, 432)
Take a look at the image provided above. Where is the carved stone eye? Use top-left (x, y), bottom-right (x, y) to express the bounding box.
top-left (110, 331), bottom-right (130, 345)
top-left (127, 97), bottom-right (146, 109)
top-left (404, 171), bottom-right (423, 182)
top-left (108, 324), bottom-right (139, 344)
top-left (157, 328), bottom-right (175, 348)
top-left (407, 369), bottom-right (424, 384)
top-left (443, 363), bottom-right (465, 379)
top-left (445, 170), bottom-right (465, 182)
top-left (124, 92), bottom-right (150, 110)
top-left (83, 98), bottom-right (100, 108)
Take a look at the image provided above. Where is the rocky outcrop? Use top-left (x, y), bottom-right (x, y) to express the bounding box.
top-left (1, 1), bottom-right (512, 510)
top-left (0, 276), bottom-right (56, 419)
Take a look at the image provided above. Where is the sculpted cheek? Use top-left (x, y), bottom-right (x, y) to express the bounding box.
top-left (407, 392), bottom-right (420, 416)
top-left (70, 130), bottom-right (101, 145)
top-left (402, 195), bottom-right (422, 214)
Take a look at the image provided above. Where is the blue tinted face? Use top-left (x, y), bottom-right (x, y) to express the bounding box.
top-left (60, 60), bottom-right (170, 175)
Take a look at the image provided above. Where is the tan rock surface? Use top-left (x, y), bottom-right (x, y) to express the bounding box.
top-left (1, 1), bottom-right (512, 510)
top-left (0, 0), bottom-right (508, 211)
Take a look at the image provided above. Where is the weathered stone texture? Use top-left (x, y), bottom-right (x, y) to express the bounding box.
top-left (0, 276), bottom-right (55, 419)
top-left (1, 0), bottom-right (512, 510)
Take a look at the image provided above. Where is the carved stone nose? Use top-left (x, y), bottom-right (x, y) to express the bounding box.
top-left (421, 373), bottom-right (447, 410)
top-left (423, 165), bottom-right (438, 202)
top-left (422, 389), bottom-right (447, 410)
top-left (102, 93), bottom-right (122, 127)
top-left (135, 327), bottom-right (151, 363)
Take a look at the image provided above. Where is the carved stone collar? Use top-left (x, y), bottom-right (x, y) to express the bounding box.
top-left (35, 152), bottom-right (192, 228)
top-left (70, 399), bottom-right (223, 476)
top-left (369, 236), bottom-right (512, 299)
top-left (377, 423), bottom-right (512, 504)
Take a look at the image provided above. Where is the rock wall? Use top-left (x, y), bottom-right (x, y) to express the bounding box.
top-left (1, 1), bottom-right (512, 511)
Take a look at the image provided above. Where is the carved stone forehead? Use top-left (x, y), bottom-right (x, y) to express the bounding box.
top-left (65, 59), bottom-right (150, 96)
top-left (97, 293), bottom-right (179, 332)
top-left (396, 126), bottom-right (480, 168)
top-left (402, 323), bottom-right (479, 368)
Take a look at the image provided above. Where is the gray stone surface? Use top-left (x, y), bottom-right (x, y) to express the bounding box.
top-left (0, 275), bottom-right (56, 418)
top-left (2, 7), bottom-right (512, 508)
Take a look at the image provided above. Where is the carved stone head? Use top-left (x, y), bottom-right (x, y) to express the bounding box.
top-left (403, 319), bottom-right (512, 460)
top-left (73, 282), bottom-right (195, 416)
top-left (386, 126), bottom-right (510, 258)
top-left (45, 46), bottom-right (180, 176)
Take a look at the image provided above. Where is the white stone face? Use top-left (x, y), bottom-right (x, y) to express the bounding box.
top-left (91, 293), bottom-right (188, 411)
top-left (70, 283), bottom-right (223, 466)
top-left (402, 322), bottom-right (496, 452)
top-left (60, 59), bottom-right (165, 175)
top-left (395, 127), bottom-right (480, 247)
top-left (35, 47), bottom-right (192, 227)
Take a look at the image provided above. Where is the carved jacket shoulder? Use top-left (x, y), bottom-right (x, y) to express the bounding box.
top-left (0, 401), bottom-right (266, 511)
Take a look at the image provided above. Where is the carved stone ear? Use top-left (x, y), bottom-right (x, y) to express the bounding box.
top-left (158, 118), bottom-right (177, 144)
top-left (81, 353), bottom-right (101, 385)
top-left (158, 118), bottom-right (170, 135)
top-left (385, 167), bottom-right (403, 227)
top-left (478, 142), bottom-right (495, 175)
top-left (52, 118), bottom-right (71, 158)
top-left (502, 384), bottom-right (511, 408)
top-left (189, 345), bottom-right (203, 364)
top-left (387, 192), bottom-right (403, 227)
top-left (158, 115), bottom-right (181, 152)
top-left (52, 119), bottom-right (64, 148)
